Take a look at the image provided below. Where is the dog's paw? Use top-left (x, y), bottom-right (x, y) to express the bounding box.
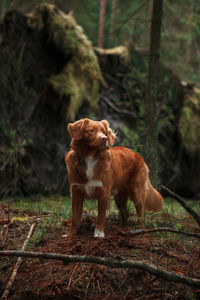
top-left (94, 228), bottom-right (105, 238)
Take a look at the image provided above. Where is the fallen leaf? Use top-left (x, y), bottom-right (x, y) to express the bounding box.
top-left (0, 219), bottom-right (10, 224)
top-left (64, 219), bottom-right (71, 225)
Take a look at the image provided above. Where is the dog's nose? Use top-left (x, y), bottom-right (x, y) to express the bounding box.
top-left (102, 135), bottom-right (108, 141)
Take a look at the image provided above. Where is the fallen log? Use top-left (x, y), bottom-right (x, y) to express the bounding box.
top-left (0, 249), bottom-right (200, 288)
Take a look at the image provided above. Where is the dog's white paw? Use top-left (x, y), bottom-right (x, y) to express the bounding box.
top-left (94, 228), bottom-right (105, 238)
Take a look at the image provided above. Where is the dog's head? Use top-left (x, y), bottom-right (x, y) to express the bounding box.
top-left (68, 118), bottom-right (116, 149)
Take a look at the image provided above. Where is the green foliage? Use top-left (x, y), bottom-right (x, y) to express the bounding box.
top-left (0, 12), bottom-right (38, 193)
top-left (119, 46), bottom-right (186, 187)
top-left (0, 0), bottom-right (13, 20)
top-left (75, 0), bottom-right (99, 46)
top-left (0, 126), bottom-right (34, 194)
top-left (33, 221), bottom-right (47, 246)
top-left (186, 293), bottom-right (196, 300)
top-left (173, 223), bottom-right (183, 231)
top-left (104, 0), bottom-right (152, 48)
top-left (5, 194), bottom-right (71, 213)
top-left (8, 0), bottom-right (200, 84)
top-left (32, 209), bottom-right (66, 246)
top-left (0, 257), bottom-right (14, 275)
top-left (123, 125), bottom-right (144, 155)
top-left (162, 1), bottom-right (200, 84)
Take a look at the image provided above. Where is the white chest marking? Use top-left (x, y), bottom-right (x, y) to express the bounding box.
top-left (84, 156), bottom-right (103, 196)
top-left (145, 180), bottom-right (149, 191)
top-left (85, 156), bottom-right (97, 180)
top-left (85, 180), bottom-right (103, 195)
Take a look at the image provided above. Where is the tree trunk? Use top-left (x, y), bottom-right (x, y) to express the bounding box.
top-left (145, 0), bottom-right (163, 187)
top-left (98, 0), bottom-right (107, 48)
top-left (109, 0), bottom-right (116, 47)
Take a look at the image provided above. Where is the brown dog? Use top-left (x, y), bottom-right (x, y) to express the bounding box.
top-left (65, 118), bottom-right (163, 238)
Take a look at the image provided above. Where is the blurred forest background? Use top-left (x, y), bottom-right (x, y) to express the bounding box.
top-left (0, 0), bottom-right (200, 198)
top-left (2, 0), bottom-right (200, 82)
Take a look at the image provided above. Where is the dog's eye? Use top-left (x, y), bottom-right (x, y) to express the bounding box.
top-left (89, 129), bottom-right (95, 133)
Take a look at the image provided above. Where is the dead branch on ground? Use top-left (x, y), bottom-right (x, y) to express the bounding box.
top-left (130, 227), bottom-right (200, 239)
top-left (0, 250), bottom-right (200, 288)
top-left (161, 185), bottom-right (200, 227)
top-left (1, 223), bottom-right (36, 300)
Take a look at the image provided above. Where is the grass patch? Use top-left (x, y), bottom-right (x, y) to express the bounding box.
top-left (2, 195), bottom-right (200, 226)
top-left (3, 194), bottom-right (71, 213)
top-left (163, 197), bottom-right (200, 216)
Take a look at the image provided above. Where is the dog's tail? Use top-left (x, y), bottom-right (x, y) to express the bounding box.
top-left (144, 164), bottom-right (164, 212)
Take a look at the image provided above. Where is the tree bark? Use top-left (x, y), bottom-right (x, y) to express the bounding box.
top-left (109, 0), bottom-right (116, 47)
top-left (145, 0), bottom-right (163, 187)
top-left (98, 0), bottom-right (107, 48)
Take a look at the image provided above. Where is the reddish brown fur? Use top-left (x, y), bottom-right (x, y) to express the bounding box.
top-left (65, 118), bottom-right (163, 237)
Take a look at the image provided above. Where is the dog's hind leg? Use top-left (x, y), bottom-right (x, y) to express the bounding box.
top-left (114, 192), bottom-right (129, 226)
top-left (131, 183), bottom-right (147, 228)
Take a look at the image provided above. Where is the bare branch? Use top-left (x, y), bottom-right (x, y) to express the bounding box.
top-left (0, 250), bottom-right (200, 288)
top-left (101, 96), bottom-right (136, 119)
top-left (161, 185), bottom-right (200, 227)
top-left (1, 224), bottom-right (36, 300)
top-left (130, 227), bottom-right (200, 239)
top-left (110, 0), bottom-right (151, 35)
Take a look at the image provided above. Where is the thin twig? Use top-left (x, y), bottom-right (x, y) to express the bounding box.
top-left (110, 0), bottom-right (151, 35)
top-left (0, 250), bottom-right (200, 288)
top-left (101, 72), bottom-right (125, 90)
top-left (1, 223), bottom-right (36, 300)
top-left (101, 96), bottom-right (136, 119)
top-left (67, 262), bottom-right (80, 291)
top-left (161, 185), bottom-right (200, 227)
top-left (73, 270), bottom-right (87, 289)
top-left (101, 96), bottom-right (121, 113)
top-left (1, 218), bottom-right (14, 247)
top-left (85, 269), bottom-right (93, 298)
top-left (129, 227), bottom-right (200, 239)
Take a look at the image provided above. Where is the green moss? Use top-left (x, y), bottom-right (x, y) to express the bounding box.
top-left (179, 87), bottom-right (200, 154)
top-left (94, 46), bottom-right (130, 62)
top-left (28, 4), bottom-right (102, 121)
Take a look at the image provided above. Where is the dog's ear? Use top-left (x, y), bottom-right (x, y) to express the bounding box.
top-left (68, 119), bottom-right (86, 140)
top-left (101, 120), bottom-right (116, 145)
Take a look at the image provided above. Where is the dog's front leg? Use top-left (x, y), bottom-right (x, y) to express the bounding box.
top-left (70, 185), bottom-right (84, 236)
top-left (95, 192), bottom-right (109, 238)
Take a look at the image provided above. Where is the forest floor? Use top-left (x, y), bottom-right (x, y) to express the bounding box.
top-left (0, 202), bottom-right (200, 300)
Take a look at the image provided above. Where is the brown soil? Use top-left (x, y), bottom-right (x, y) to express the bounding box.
top-left (0, 205), bottom-right (200, 300)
